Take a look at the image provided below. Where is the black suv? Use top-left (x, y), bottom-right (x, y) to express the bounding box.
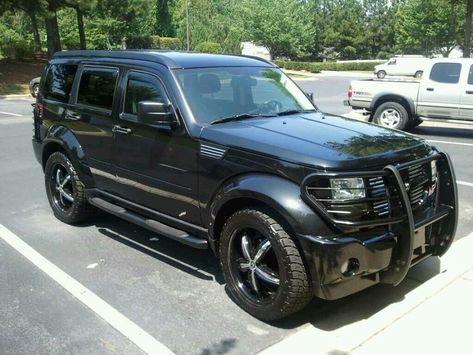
top-left (33, 51), bottom-right (457, 321)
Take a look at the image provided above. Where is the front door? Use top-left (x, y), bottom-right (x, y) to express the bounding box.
top-left (111, 70), bottom-right (200, 225)
top-left (459, 64), bottom-right (473, 120)
top-left (417, 62), bottom-right (461, 119)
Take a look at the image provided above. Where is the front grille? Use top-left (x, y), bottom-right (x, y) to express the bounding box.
top-left (303, 158), bottom-right (437, 227)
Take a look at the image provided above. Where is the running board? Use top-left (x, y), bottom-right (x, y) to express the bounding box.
top-left (89, 197), bottom-right (208, 249)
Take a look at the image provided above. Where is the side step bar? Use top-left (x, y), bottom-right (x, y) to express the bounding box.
top-left (89, 197), bottom-right (208, 249)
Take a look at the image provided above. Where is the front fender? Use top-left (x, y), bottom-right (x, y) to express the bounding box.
top-left (209, 174), bottom-right (334, 241)
top-left (42, 124), bottom-right (95, 187)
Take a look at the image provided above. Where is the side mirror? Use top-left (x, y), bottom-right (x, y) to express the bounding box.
top-left (305, 92), bottom-right (314, 102)
top-left (137, 101), bottom-right (176, 126)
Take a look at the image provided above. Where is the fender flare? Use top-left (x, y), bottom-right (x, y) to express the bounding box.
top-left (208, 173), bottom-right (333, 246)
top-left (41, 124), bottom-right (95, 187)
top-left (369, 92), bottom-right (416, 120)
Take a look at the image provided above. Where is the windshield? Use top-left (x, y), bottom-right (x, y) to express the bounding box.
top-left (174, 67), bottom-right (315, 125)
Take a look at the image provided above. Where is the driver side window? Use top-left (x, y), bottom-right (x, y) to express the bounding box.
top-left (123, 74), bottom-right (166, 116)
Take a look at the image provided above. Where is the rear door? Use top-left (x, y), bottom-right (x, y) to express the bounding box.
top-left (68, 65), bottom-right (119, 191)
top-left (111, 69), bottom-right (201, 225)
top-left (417, 62), bottom-right (461, 119)
top-left (459, 64), bottom-right (473, 120)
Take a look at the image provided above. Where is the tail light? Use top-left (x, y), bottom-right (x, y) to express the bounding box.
top-left (35, 94), bottom-right (44, 119)
top-left (348, 85), bottom-right (353, 98)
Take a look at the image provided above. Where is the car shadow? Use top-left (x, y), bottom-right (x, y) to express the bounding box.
top-left (84, 211), bottom-right (442, 332)
top-left (88, 212), bottom-right (225, 285)
top-left (412, 125), bottom-right (473, 139)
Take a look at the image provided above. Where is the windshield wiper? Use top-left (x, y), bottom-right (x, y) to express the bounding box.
top-left (276, 109), bottom-right (317, 116)
top-left (210, 113), bottom-right (275, 125)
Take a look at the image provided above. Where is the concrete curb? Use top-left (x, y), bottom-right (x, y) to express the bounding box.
top-left (259, 233), bottom-right (473, 355)
top-left (0, 94), bottom-right (31, 100)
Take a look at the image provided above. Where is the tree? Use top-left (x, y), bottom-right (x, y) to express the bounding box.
top-left (156, 0), bottom-right (174, 36)
top-left (44, 0), bottom-right (63, 57)
top-left (465, 0), bottom-right (472, 57)
top-left (237, 0), bottom-right (313, 59)
top-left (395, 0), bottom-right (461, 57)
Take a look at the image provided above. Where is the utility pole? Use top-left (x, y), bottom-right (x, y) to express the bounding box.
top-left (186, 0), bottom-right (190, 51)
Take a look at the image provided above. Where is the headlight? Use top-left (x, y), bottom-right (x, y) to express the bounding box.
top-left (430, 160), bottom-right (437, 182)
top-left (330, 178), bottom-right (365, 200)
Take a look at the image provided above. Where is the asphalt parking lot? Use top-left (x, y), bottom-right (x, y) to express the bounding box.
top-left (1, 76), bottom-right (472, 354)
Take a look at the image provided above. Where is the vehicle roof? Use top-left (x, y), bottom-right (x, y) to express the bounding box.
top-left (52, 50), bottom-right (275, 69)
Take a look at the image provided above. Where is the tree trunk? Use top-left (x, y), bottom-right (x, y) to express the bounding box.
top-left (30, 13), bottom-right (41, 52)
top-left (45, 12), bottom-right (61, 58)
top-left (465, 0), bottom-right (473, 58)
top-left (76, 7), bottom-right (86, 50)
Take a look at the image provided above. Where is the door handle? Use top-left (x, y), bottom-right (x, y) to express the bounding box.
top-left (65, 112), bottom-right (81, 120)
top-left (112, 125), bottom-right (132, 134)
top-left (426, 88), bottom-right (434, 91)
top-left (466, 91), bottom-right (473, 95)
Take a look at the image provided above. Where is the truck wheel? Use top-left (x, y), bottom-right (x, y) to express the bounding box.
top-left (219, 208), bottom-right (312, 321)
top-left (45, 152), bottom-right (95, 224)
top-left (373, 102), bottom-right (409, 130)
top-left (414, 71), bottom-right (423, 79)
top-left (377, 70), bottom-right (386, 79)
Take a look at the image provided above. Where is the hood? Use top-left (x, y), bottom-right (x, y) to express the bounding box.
top-left (200, 112), bottom-right (431, 170)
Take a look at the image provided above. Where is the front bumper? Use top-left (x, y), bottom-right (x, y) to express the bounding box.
top-left (298, 152), bottom-right (457, 300)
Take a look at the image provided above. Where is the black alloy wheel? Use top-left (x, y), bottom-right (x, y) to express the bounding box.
top-left (220, 209), bottom-right (312, 321)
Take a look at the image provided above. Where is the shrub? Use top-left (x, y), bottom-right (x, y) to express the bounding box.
top-left (194, 41), bottom-right (223, 54)
top-left (126, 36), bottom-right (180, 50)
top-left (126, 36), bottom-right (154, 49)
top-left (0, 28), bottom-right (34, 60)
top-left (273, 60), bottom-right (384, 73)
top-left (160, 37), bottom-right (181, 50)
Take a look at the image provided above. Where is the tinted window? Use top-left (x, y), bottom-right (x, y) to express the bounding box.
top-left (77, 68), bottom-right (118, 110)
top-left (43, 64), bottom-right (78, 103)
top-left (468, 65), bottom-right (473, 85)
top-left (124, 78), bottom-right (164, 115)
top-left (429, 63), bottom-right (462, 84)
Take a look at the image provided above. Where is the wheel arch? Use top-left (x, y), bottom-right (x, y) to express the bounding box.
top-left (207, 173), bottom-right (333, 255)
top-left (42, 125), bottom-right (95, 187)
top-left (369, 93), bottom-right (415, 122)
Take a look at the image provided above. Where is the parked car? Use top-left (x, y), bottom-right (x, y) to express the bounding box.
top-left (374, 56), bottom-right (429, 79)
top-left (29, 77), bottom-right (40, 97)
top-left (32, 50), bottom-right (457, 320)
top-left (347, 58), bottom-right (473, 131)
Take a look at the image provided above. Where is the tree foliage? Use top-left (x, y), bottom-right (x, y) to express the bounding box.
top-left (1, 0), bottom-right (472, 60)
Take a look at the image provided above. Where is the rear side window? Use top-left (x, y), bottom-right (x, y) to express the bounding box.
top-left (429, 63), bottom-right (462, 84)
top-left (77, 67), bottom-right (118, 110)
top-left (468, 65), bottom-right (473, 85)
top-left (43, 64), bottom-right (78, 103)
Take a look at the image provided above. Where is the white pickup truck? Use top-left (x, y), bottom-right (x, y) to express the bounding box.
top-left (347, 58), bottom-right (473, 130)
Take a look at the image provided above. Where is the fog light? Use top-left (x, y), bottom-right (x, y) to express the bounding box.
top-left (341, 258), bottom-right (360, 276)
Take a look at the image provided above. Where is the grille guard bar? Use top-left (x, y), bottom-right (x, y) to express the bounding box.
top-left (301, 151), bottom-right (458, 285)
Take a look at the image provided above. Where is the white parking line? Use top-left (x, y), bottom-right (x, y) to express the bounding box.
top-left (457, 181), bottom-right (473, 188)
top-left (429, 140), bottom-right (473, 148)
top-left (0, 111), bottom-right (22, 117)
top-left (0, 224), bottom-right (174, 355)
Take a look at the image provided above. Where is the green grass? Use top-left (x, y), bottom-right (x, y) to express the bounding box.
top-left (287, 73), bottom-right (312, 79)
top-left (0, 59), bottom-right (45, 95)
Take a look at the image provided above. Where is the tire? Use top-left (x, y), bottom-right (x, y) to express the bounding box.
top-left (45, 151), bottom-right (94, 224)
top-left (32, 83), bottom-right (39, 97)
top-left (219, 208), bottom-right (312, 321)
top-left (377, 70), bottom-right (386, 79)
top-left (373, 101), bottom-right (409, 131)
top-left (414, 71), bottom-right (423, 79)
